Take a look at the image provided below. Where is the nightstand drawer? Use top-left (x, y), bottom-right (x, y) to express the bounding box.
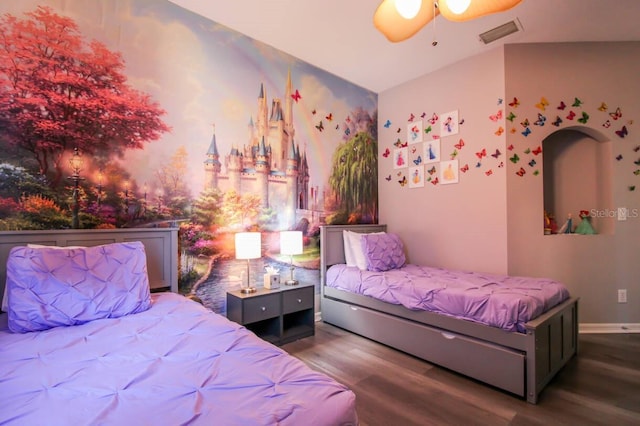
top-left (283, 287), bottom-right (314, 314)
top-left (244, 295), bottom-right (281, 324)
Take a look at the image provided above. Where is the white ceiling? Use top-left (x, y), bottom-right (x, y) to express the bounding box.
top-left (168, 0), bottom-right (640, 93)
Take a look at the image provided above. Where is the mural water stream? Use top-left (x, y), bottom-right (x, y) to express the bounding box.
top-left (193, 257), bottom-right (320, 315)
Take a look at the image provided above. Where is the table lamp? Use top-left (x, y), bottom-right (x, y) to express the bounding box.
top-left (235, 232), bottom-right (261, 293)
top-left (280, 231), bottom-right (303, 285)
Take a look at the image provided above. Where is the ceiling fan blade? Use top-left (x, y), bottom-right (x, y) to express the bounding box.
top-left (438, 0), bottom-right (523, 22)
top-left (373, 0), bottom-right (438, 43)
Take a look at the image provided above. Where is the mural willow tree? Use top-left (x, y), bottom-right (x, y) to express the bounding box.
top-left (0, 6), bottom-right (169, 189)
top-left (328, 108), bottom-right (378, 224)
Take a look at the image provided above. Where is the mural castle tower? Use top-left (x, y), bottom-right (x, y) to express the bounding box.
top-left (204, 70), bottom-right (309, 228)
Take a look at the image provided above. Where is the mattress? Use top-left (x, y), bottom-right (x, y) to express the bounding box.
top-left (0, 292), bottom-right (357, 425)
top-left (326, 264), bottom-right (570, 332)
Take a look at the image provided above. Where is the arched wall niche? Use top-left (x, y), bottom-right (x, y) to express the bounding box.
top-left (542, 125), bottom-right (613, 235)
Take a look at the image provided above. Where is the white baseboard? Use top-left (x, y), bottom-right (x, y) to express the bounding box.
top-left (579, 323), bottom-right (640, 334)
top-left (315, 312), bottom-right (322, 322)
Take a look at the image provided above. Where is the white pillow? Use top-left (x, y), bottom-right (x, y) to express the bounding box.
top-left (343, 230), bottom-right (384, 270)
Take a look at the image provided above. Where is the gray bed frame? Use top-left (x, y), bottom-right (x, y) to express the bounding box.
top-left (320, 224), bottom-right (579, 404)
top-left (0, 228), bottom-right (179, 310)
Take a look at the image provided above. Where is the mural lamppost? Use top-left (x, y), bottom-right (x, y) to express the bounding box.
top-left (96, 170), bottom-right (103, 206)
top-left (123, 180), bottom-right (130, 219)
top-left (68, 147), bottom-right (84, 229)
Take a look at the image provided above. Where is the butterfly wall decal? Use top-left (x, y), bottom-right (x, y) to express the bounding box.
top-left (498, 98), bottom-right (503, 105)
top-left (520, 118), bottom-right (530, 128)
top-left (382, 148), bottom-right (390, 158)
top-left (507, 144), bottom-right (514, 151)
top-left (566, 111), bottom-right (576, 120)
top-left (552, 116), bottom-right (563, 127)
top-left (413, 156), bottom-right (422, 165)
top-left (535, 97), bottom-right (549, 111)
top-left (522, 128), bottom-right (532, 137)
top-left (609, 107), bottom-right (622, 120)
top-left (495, 127), bottom-right (504, 136)
top-left (491, 149), bottom-right (501, 159)
top-left (524, 148), bottom-right (531, 154)
top-left (616, 126), bottom-right (628, 138)
top-left (291, 89), bottom-right (301, 102)
top-left (533, 170), bottom-right (540, 176)
top-left (475, 162), bottom-right (482, 168)
top-left (489, 109), bottom-right (503, 122)
top-left (315, 121), bottom-right (324, 132)
top-left (534, 113), bottom-right (547, 126)
top-left (634, 145), bottom-right (640, 153)
top-left (532, 146), bottom-right (542, 155)
top-left (344, 128), bottom-right (351, 136)
top-left (616, 154), bottom-right (623, 161)
top-left (460, 164), bottom-right (469, 173)
top-left (557, 101), bottom-right (566, 110)
top-left (476, 148), bottom-right (487, 159)
top-left (506, 112), bottom-right (516, 122)
top-left (602, 120), bottom-right (611, 129)
top-left (424, 125), bottom-right (432, 134)
top-left (578, 112), bottom-right (589, 124)
top-left (510, 154), bottom-right (520, 163)
top-left (311, 109), bottom-right (317, 115)
top-left (454, 139), bottom-right (465, 149)
top-left (572, 97), bottom-right (583, 107)
top-left (598, 102), bottom-right (608, 112)
top-left (411, 146), bottom-right (417, 154)
top-left (397, 127), bottom-right (401, 133)
top-left (498, 161), bottom-right (504, 168)
top-left (450, 149), bottom-right (458, 159)
top-left (325, 113), bottom-right (333, 121)
top-left (529, 159), bottom-right (537, 167)
top-left (427, 113), bottom-right (439, 125)
top-left (485, 170), bottom-right (493, 176)
top-left (408, 113), bottom-right (415, 122)
top-left (508, 97), bottom-right (520, 108)
top-left (630, 186), bottom-right (636, 192)
top-left (421, 112), bottom-right (426, 118)
top-left (393, 139), bottom-right (403, 147)
top-left (431, 177), bottom-right (439, 185)
top-left (427, 166), bottom-right (436, 175)
top-left (516, 167), bottom-right (526, 176)
top-left (398, 176), bottom-right (407, 187)
top-left (459, 118), bottom-right (465, 125)
top-left (385, 175), bottom-right (392, 181)
top-left (384, 119), bottom-right (391, 128)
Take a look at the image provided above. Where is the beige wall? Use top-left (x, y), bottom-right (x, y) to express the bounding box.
top-left (378, 47), bottom-right (509, 275)
top-left (380, 42), bottom-right (640, 327)
top-left (505, 42), bottom-right (640, 326)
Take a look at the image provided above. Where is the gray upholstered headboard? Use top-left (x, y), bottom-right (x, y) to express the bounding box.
top-left (319, 224), bottom-right (387, 288)
top-left (0, 228), bottom-right (179, 311)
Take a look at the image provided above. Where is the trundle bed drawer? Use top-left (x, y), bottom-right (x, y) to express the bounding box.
top-left (323, 299), bottom-right (525, 396)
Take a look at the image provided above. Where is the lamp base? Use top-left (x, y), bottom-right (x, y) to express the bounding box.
top-left (284, 279), bottom-right (299, 286)
top-left (240, 287), bottom-right (257, 294)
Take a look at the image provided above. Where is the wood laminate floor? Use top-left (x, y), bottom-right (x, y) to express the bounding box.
top-left (282, 322), bottom-right (640, 426)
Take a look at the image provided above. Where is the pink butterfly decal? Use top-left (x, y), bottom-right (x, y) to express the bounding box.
top-left (291, 89), bottom-right (301, 102)
top-left (485, 169), bottom-right (493, 176)
top-left (609, 107), bottom-right (622, 120)
top-left (382, 148), bottom-right (390, 158)
top-left (460, 164), bottom-right (469, 173)
top-left (428, 113), bottom-right (439, 125)
top-left (489, 109), bottom-right (503, 122)
top-left (507, 144), bottom-right (514, 151)
top-left (431, 177), bottom-right (439, 185)
top-left (408, 113), bottom-right (415, 122)
top-left (476, 148), bottom-right (487, 159)
top-left (454, 139), bottom-right (465, 150)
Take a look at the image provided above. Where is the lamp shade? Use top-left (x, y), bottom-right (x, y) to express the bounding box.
top-left (235, 232), bottom-right (261, 260)
top-left (280, 231), bottom-right (303, 256)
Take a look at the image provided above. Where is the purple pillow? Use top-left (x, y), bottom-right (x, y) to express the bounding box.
top-left (6, 241), bottom-right (151, 333)
top-left (361, 233), bottom-right (406, 272)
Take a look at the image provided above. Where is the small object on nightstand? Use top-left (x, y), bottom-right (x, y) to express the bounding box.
top-left (264, 266), bottom-right (280, 289)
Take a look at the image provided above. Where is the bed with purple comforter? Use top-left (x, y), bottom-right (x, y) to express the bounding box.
top-left (326, 263), bottom-right (569, 333)
top-left (320, 224), bottom-right (578, 404)
top-left (0, 242), bottom-right (357, 425)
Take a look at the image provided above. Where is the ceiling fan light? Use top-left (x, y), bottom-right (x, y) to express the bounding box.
top-left (446, 0), bottom-right (471, 15)
top-left (395, 0), bottom-right (422, 19)
top-left (374, 0), bottom-right (438, 42)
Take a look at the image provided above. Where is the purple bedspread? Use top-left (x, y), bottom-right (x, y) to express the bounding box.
top-left (0, 293), bottom-right (357, 425)
top-left (327, 264), bottom-right (570, 333)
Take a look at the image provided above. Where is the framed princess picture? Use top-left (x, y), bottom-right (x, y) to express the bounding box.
top-left (439, 160), bottom-right (460, 184)
top-left (439, 110), bottom-right (459, 137)
top-left (393, 147), bottom-right (408, 169)
top-left (423, 140), bottom-right (440, 164)
top-left (408, 165), bottom-right (424, 188)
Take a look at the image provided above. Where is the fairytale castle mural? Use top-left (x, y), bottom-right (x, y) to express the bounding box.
top-left (204, 71), bottom-right (310, 229)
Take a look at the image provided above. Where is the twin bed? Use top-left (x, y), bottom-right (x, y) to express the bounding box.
top-left (320, 224), bottom-right (579, 404)
top-left (0, 229), bottom-right (357, 425)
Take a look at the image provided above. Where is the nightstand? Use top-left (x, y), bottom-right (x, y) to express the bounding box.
top-left (226, 282), bottom-right (315, 345)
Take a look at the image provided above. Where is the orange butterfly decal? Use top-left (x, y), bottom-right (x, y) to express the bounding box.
top-left (325, 113), bottom-right (333, 121)
top-left (598, 102), bottom-right (608, 112)
top-left (508, 97), bottom-right (520, 108)
top-left (535, 97), bottom-right (549, 111)
top-left (495, 126), bottom-right (504, 136)
top-left (291, 89), bottom-right (301, 102)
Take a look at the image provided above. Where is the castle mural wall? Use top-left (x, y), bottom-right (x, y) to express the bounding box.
top-left (0, 0), bottom-right (378, 313)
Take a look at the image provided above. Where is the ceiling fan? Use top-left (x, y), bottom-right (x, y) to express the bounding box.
top-left (374, 0), bottom-right (523, 42)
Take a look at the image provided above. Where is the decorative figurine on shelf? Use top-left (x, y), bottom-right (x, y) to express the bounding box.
top-left (544, 210), bottom-right (559, 235)
top-left (558, 213), bottom-right (573, 234)
top-left (575, 209), bottom-right (596, 234)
